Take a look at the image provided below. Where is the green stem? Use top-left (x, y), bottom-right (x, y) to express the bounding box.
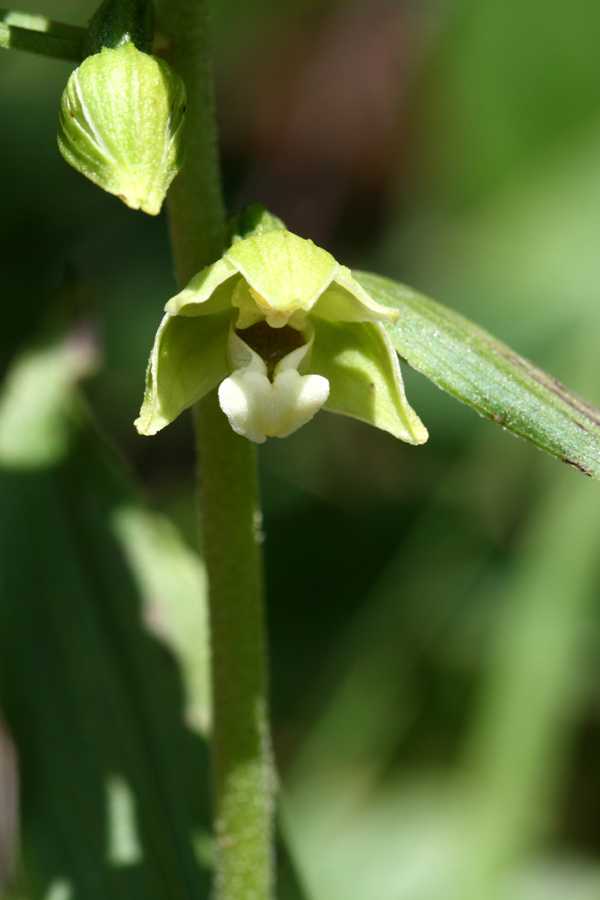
top-left (157, 2), bottom-right (274, 898)
top-left (0, 9), bottom-right (85, 61)
top-left (86, 0), bottom-right (155, 55)
top-left (156, 0), bottom-right (226, 283)
top-left (195, 395), bottom-right (274, 900)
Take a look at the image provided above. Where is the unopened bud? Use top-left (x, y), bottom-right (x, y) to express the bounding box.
top-left (58, 41), bottom-right (186, 215)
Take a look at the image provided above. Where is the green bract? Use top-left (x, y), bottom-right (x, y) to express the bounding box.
top-left (135, 227), bottom-right (428, 444)
top-left (57, 42), bottom-right (186, 215)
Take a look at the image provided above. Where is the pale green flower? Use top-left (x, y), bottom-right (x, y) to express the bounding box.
top-left (136, 214), bottom-right (427, 445)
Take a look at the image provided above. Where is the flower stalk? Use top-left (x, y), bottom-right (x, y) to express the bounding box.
top-left (0, 9), bottom-right (85, 60)
top-left (194, 394), bottom-right (274, 900)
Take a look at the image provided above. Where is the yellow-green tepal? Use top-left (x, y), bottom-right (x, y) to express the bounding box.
top-left (136, 213), bottom-right (428, 445)
top-left (58, 42), bottom-right (186, 215)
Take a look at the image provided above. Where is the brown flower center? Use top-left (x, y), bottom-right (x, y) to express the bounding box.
top-left (236, 321), bottom-right (305, 380)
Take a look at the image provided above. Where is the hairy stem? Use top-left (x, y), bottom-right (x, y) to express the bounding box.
top-left (157, 1), bottom-right (274, 898)
top-left (194, 395), bottom-right (274, 900)
top-left (156, 0), bottom-right (226, 282)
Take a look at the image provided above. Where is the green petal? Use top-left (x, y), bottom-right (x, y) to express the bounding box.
top-left (224, 230), bottom-right (339, 312)
top-left (57, 43), bottom-right (186, 216)
top-left (312, 266), bottom-right (399, 324)
top-left (135, 311), bottom-right (231, 435)
top-left (310, 318), bottom-right (428, 444)
top-left (165, 257), bottom-right (240, 316)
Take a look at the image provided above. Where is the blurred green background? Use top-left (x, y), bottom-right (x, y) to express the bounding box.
top-left (2, 0), bottom-right (600, 898)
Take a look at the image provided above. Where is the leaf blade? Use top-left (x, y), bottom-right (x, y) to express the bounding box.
top-left (355, 271), bottom-right (600, 477)
top-left (0, 332), bottom-right (212, 899)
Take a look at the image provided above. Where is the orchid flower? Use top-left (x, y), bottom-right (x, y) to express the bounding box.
top-left (136, 207), bottom-right (427, 445)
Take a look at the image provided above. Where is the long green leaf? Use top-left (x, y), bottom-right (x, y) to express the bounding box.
top-left (355, 271), bottom-right (600, 478)
top-left (0, 332), bottom-right (211, 899)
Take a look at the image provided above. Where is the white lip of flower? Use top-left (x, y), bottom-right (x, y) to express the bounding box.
top-left (135, 227), bottom-right (428, 445)
top-left (218, 325), bottom-right (330, 443)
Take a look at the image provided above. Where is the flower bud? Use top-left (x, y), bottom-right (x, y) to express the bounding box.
top-left (58, 41), bottom-right (186, 215)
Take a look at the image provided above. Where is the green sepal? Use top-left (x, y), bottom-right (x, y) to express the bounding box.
top-left (58, 42), bottom-right (186, 215)
top-left (313, 266), bottom-right (399, 324)
top-left (135, 311), bottom-right (231, 435)
top-left (224, 231), bottom-right (339, 312)
top-left (167, 228), bottom-right (399, 324)
top-left (165, 258), bottom-right (240, 317)
top-left (311, 317), bottom-right (428, 444)
top-left (136, 208), bottom-right (429, 445)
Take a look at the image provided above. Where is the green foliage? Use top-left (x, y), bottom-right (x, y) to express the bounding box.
top-left (357, 272), bottom-right (600, 478)
top-left (3, 0), bottom-right (600, 898)
top-left (0, 332), bottom-right (211, 899)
